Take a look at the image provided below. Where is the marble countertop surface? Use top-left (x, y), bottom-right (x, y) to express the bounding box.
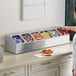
top-left (0, 42), bottom-right (73, 70)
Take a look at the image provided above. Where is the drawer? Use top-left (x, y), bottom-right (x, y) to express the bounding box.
top-left (57, 54), bottom-right (72, 63)
top-left (0, 66), bottom-right (26, 76)
top-left (60, 60), bottom-right (72, 69)
top-left (30, 59), bottom-right (59, 72)
top-left (31, 54), bottom-right (72, 72)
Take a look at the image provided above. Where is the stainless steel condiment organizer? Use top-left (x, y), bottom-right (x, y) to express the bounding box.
top-left (5, 27), bottom-right (70, 54)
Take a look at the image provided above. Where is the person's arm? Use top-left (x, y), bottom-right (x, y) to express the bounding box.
top-left (63, 26), bottom-right (76, 32)
top-left (73, 66), bottom-right (76, 76)
top-left (73, 33), bottom-right (76, 76)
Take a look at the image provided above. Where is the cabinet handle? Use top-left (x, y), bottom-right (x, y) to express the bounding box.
top-left (42, 61), bottom-right (52, 65)
top-left (3, 71), bottom-right (15, 76)
top-left (69, 56), bottom-right (72, 58)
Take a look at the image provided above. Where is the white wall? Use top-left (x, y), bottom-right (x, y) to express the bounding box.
top-left (0, 0), bottom-right (65, 45)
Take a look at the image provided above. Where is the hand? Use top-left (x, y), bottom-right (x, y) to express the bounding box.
top-left (63, 26), bottom-right (76, 32)
top-left (73, 66), bottom-right (76, 76)
top-left (63, 26), bottom-right (71, 31)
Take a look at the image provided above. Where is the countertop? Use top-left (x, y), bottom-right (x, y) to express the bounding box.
top-left (0, 42), bottom-right (73, 70)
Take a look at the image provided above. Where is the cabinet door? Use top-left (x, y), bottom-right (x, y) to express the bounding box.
top-left (60, 60), bottom-right (72, 76)
top-left (31, 67), bottom-right (59, 76)
top-left (0, 66), bottom-right (26, 76)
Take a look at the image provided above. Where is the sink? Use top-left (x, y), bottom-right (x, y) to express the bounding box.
top-left (0, 47), bottom-right (3, 63)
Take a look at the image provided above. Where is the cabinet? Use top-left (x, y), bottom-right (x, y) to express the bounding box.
top-left (31, 67), bottom-right (59, 76)
top-left (60, 60), bottom-right (72, 76)
top-left (0, 54), bottom-right (72, 76)
top-left (0, 66), bottom-right (26, 76)
top-left (30, 55), bottom-right (72, 76)
top-left (30, 59), bottom-right (60, 76)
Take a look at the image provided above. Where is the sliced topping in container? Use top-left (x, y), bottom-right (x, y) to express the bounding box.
top-left (22, 33), bottom-right (34, 42)
top-left (49, 29), bottom-right (61, 37)
top-left (40, 31), bottom-right (51, 39)
top-left (58, 28), bottom-right (68, 35)
top-left (12, 35), bottom-right (24, 44)
top-left (31, 32), bottom-right (43, 40)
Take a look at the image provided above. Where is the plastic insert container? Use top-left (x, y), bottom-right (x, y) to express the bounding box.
top-left (40, 30), bottom-right (52, 39)
top-left (12, 35), bottom-right (24, 44)
top-left (22, 33), bottom-right (34, 42)
top-left (48, 29), bottom-right (61, 37)
top-left (57, 28), bottom-right (68, 35)
top-left (31, 32), bottom-right (43, 40)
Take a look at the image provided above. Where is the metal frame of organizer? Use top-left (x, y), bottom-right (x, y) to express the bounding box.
top-left (5, 27), bottom-right (70, 54)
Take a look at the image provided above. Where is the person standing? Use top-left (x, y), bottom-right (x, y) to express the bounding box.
top-left (64, 6), bottom-right (76, 76)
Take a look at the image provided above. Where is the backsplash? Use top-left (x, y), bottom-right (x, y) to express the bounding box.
top-left (0, 0), bottom-right (65, 45)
